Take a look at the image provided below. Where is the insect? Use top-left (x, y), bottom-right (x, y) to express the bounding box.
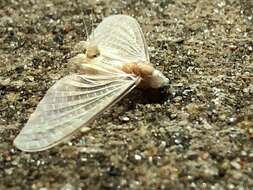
top-left (14, 15), bottom-right (169, 152)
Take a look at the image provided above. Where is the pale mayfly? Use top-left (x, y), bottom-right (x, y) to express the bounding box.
top-left (14, 15), bottom-right (169, 152)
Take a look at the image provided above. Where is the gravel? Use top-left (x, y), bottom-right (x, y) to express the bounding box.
top-left (0, 0), bottom-right (253, 189)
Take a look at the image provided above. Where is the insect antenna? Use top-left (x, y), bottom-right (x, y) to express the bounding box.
top-left (81, 1), bottom-right (90, 41)
top-left (82, 11), bottom-right (89, 41)
top-left (90, 8), bottom-right (95, 40)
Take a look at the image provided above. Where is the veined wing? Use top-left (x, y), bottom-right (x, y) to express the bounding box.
top-left (14, 73), bottom-right (140, 152)
top-left (90, 15), bottom-right (149, 65)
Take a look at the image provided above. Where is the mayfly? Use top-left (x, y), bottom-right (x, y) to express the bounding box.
top-left (14, 15), bottom-right (169, 152)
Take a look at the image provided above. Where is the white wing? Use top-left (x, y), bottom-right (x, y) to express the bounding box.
top-left (14, 71), bottom-right (140, 152)
top-left (90, 15), bottom-right (149, 66)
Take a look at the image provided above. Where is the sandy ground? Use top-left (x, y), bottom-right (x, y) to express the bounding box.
top-left (0, 0), bottom-right (253, 189)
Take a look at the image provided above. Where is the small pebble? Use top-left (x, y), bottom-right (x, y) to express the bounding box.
top-left (230, 161), bottom-right (241, 170)
top-left (134, 154), bottom-right (142, 161)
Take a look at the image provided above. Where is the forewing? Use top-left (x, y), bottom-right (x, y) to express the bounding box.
top-left (14, 73), bottom-right (140, 152)
top-left (90, 15), bottom-right (149, 65)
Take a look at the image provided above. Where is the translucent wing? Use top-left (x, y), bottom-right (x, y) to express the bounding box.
top-left (90, 15), bottom-right (149, 66)
top-left (14, 70), bottom-right (140, 152)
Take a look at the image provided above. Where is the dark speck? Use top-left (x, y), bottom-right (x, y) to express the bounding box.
top-left (53, 33), bottom-right (64, 45)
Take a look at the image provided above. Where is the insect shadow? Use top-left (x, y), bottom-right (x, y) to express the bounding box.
top-left (126, 86), bottom-right (170, 105)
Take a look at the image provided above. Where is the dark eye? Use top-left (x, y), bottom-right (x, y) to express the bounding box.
top-left (87, 48), bottom-right (100, 59)
top-left (92, 52), bottom-right (100, 58)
